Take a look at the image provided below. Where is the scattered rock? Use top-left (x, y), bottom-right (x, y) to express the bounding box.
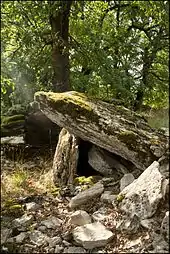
top-left (63, 240), bottom-right (71, 247)
top-left (26, 202), bottom-right (40, 211)
top-left (72, 222), bottom-right (114, 249)
top-left (47, 236), bottom-right (62, 247)
top-left (69, 210), bottom-right (91, 226)
top-left (100, 191), bottom-right (116, 204)
top-left (55, 245), bottom-right (64, 253)
top-left (15, 232), bottom-right (28, 243)
top-left (29, 230), bottom-right (49, 246)
top-left (37, 225), bottom-right (47, 232)
top-left (118, 161), bottom-right (168, 219)
top-left (64, 246), bottom-right (86, 253)
top-left (120, 173), bottom-right (135, 191)
top-left (116, 215), bottom-right (140, 234)
top-left (1, 228), bottom-right (12, 244)
top-left (161, 211), bottom-right (169, 241)
top-left (140, 218), bottom-right (154, 229)
top-left (12, 214), bottom-right (34, 230)
top-left (41, 216), bottom-right (63, 229)
top-left (92, 209), bottom-right (107, 222)
top-left (69, 182), bottom-right (104, 209)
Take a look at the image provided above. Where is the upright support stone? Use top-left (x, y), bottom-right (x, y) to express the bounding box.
top-left (53, 128), bottom-right (79, 186)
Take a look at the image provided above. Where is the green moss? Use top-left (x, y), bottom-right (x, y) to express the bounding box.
top-left (116, 193), bottom-right (125, 202)
top-left (74, 176), bottom-right (95, 186)
top-left (35, 91), bottom-right (100, 125)
top-left (118, 130), bottom-right (138, 150)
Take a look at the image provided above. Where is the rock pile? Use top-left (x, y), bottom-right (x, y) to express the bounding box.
top-left (1, 158), bottom-right (169, 253)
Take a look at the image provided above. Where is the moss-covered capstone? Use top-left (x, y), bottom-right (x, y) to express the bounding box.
top-left (34, 91), bottom-right (168, 171)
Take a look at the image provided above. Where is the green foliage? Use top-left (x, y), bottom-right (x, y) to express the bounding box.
top-left (1, 0), bottom-right (169, 115)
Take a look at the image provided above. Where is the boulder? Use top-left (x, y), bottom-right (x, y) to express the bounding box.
top-left (72, 222), bottom-right (114, 249)
top-left (34, 91), bottom-right (168, 172)
top-left (118, 161), bottom-right (168, 219)
top-left (69, 182), bottom-right (104, 209)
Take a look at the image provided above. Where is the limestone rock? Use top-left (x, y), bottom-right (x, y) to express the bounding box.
top-left (100, 191), bottom-right (117, 204)
top-left (88, 145), bottom-right (128, 176)
top-left (64, 246), bottom-right (86, 253)
top-left (161, 211), bottom-right (169, 241)
top-left (1, 228), bottom-right (12, 245)
top-left (47, 236), bottom-right (62, 247)
top-left (29, 230), bottom-right (49, 246)
top-left (34, 91), bottom-right (168, 172)
top-left (12, 214), bottom-right (34, 229)
top-left (92, 210), bottom-right (107, 222)
top-left (26, 202), bottom-right (40, 211)
top-left (53, 128), bottom-right (79, 186)
top-left (118, 161), bottom-right (168, 219)
top-left (41, 216), bottom-right (63, 229)
top-left (15, 232), bottom-right (28, 243)
top-left (120, 173), bottom-right (135, 191)
top-left (116, 215), bottom-right (140, 234)
top-left (72, 222), bottom-right (114, 249)
top-left (69, 182), bottom-right (104, 209)
top-left (69, 210), bottom-right (91, 226)
top-left (54, 245), bottom-right (64, 253)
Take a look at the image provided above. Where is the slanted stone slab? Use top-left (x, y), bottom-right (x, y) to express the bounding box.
top-left (72, 222), bottom-right (114, 249)
top-left (69, 182), bottom-right (104, 209)
top-left (118, 161), bottom-right (168, 219)
top-left (34, 91), bottom-right (168, 171)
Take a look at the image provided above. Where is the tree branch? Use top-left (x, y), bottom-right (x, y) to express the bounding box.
top-left (149, 71), bottom-right (168, 82)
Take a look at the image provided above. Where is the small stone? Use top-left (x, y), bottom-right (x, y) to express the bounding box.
top-left (120, 173), bottom-right (135, 191)
top-left (29, 230), bottom-right (49, 246)
top-left (37, 225), bottom-right (46, 232)
top-left (26, 202), bottom-right (40, 211)
top-left (41, 216), bottom-right (63, 229)
top-left (140, 219), bottom-right (154, 229)
top-left (47, 236), bottom-right (62, 247)
top-left (15, 232), bottom-right (28, 243)
top-left (64, 246), bottom-right (86, 253)
top-left (12, 214), bottom-right (34, 228)
top-left (69, 210), bottom-right (91, 226)
top-left (55, 245), bottom-right (64, 253)
top-left (69, 182), bottom-right (104, 209)
top-left (1, 228), bottom-right (12, 244)
top-left (100, 191), bottom-right (116, 204)
top-left (92, 211), bottom-right (107, 222)
top-left (72, 222), bottom-right (114, 249)
top-left (63, 240), bottom-right (71, 246)
top-left (116, 215), bottom-right (140, 234)
top-left (161, 211), bottom-right (169, 240)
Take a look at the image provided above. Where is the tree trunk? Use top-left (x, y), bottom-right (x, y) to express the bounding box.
top-left (49, 1), bottom-right (72, 92)
top-left (35, 91), bottom-right (168, 173)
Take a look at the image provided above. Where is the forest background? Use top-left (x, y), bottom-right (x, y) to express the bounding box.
top-left (1, 0), bottom-right (169, 128)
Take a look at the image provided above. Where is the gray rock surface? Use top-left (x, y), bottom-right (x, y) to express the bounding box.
top-left (54, 245), bottom-right (64, 253)
top-left (120, 173), bottom-right (135, 191)
top-left (161, 211), bottom-right (169, 241)
top-left (69, 182), bottom-right (104, 209)
top-left (72, 222), bottom-right (114, 249)
top-left (41, 216), bottom-right (62, 229)
top-left (29, 230), bottom-right (49, 246)
top-left (12, 214), bottom-right (34, 229)
top-left (26, 202), bottom-right (40, 211)
top-left (69, 210), bottom-right (91, 226)
top-left (118, 161), bottom-right (168, 219)
top-left (100, 191), bottom-right (117, 204)
top-left (1, 228), bottom-right (12, 244)
top-left (64, 246), bottom-right (86, 253)
top-left (15, 232), bottom-right (28, 243)
top-left (47, 236), bottom-right (62, 247)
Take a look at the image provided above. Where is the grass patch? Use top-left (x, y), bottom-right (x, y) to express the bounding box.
top-left (1, 157), bottom-right (57, 215)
